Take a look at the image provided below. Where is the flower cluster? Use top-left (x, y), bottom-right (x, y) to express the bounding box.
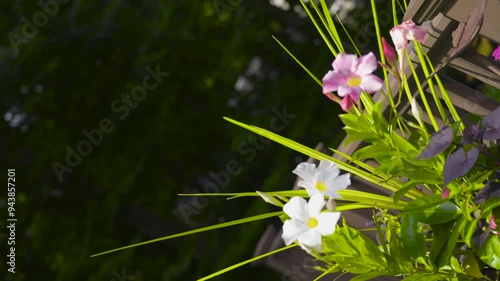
top-left (281, 160), bottom-right (350, 252)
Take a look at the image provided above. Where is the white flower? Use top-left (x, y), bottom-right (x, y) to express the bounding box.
top-left (282, 194), bottom-right (341, 252)
top-left (292, 160), bottom-right (351, 198)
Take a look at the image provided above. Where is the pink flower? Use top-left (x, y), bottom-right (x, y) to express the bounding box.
top-left (382, 37), bottom-right (397, 68)
top-left (492, 46), bottom-right (500, 61)
top-left (490, 215), bottom-right (497, 230)
top-left (322, 52), bottom-right (383, 111)
top-left (389, 20), bottom-right (428, 51)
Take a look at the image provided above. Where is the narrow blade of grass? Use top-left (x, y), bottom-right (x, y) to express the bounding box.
top-left (224, 117), bottom-right (412, 197)
top-left (197, 244), bottom-right (297, 281)
top-left (298, 0), bottom-right (337, 56)
top-left (90, 211), bottom-right (281, 257)
top-left (273, 36), bottom-right (322, 87)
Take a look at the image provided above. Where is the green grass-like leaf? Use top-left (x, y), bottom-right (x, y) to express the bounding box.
top-left (298, 0), bottom-right (337, 56)
top-left (90, 211), bottom-right (282, 257)
top-left (273, 36), bottom-right (322, 87)
top-left (224, 117), bottom-right (423, 201)
top-left (197, 244), bottom-right (297, 280)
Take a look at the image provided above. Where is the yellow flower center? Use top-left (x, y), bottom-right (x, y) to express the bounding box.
top-left (315, 181), bottom-right (327, 191)
top-left (307, 217), bottom-right (318, 228)
top-left (347, 76), bottom-right (361, 87)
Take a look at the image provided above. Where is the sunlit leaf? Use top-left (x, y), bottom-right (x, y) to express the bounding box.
top-left (323, 224), bottom-right (386, 274)
top-left (478, 235), bottom-right (500, 269)
top-left (402, 273), bottom-right (445, 280)
top-left (463, 254), bottom-right (485, 278)
top-left (394, 180), bottom-right (421, 203)
top-left (403, 195), bottom-right (461, 224)
top-left (350, 271), bottom-right (390, 281)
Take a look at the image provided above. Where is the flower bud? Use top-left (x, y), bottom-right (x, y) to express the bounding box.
top-left (382, 37), bottom-right (397, 68)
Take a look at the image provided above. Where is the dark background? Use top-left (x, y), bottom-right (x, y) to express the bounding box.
top-left (1, 1), bottom-right (391, 280)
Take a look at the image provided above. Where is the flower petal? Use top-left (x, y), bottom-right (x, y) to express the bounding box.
top-left (283, 196), bottom-right (308, 221)
top-left (322, 70), bottom-right (345, 93)
top-left (308, 193), bottom-right (326, 217)
top-left (332, 53), bottom-right (358, 71)
top-left (360, 74), bottom-right (384, 93)
top-left (301, 185), bottom-right (320, 197)
top-left (355, 52), bottom-right (378, 76)
top-left (317, 212), bottom-right (341, 235)
top-left (408, 25), bottom-right (428, 42)
top-left (324, 174), bottom-right (351, 199)
top-left (298, 229), bottom-right (322, 251)
top-left (282, 219), bottom-right (308, 245)
top-left (292, 162), bottom-right (317, 193)
top-left (317, 160), bottom-right (339, 175)
top-left (390, 27), bottom-right (408, 51)
top-left (317, 160), bottom-right (340, 178)
top-left (337, 84), bottom-right (360, 99)
top-left (292, 162), bottom-right (316, 181)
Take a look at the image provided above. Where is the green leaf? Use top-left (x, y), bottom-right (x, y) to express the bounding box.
top-left (478, 234), bottom-right (500, 269)
top-left (401, 213), bottom-right (427, 261)
top-left (450, 256), bottom-right (465, 274)
top-left (388, 227), bottom-right (413, 272)
top-left (339, 113), bottom-right (359, 128)
top-left (401, 272), bottom-right (445, 280)
top-left (404, 195), bottom-right (461, 224)
top-left (352, 143), bottom-right (391, 162)
top-left (429, 220), bottom-right (455, 266)
top-left (481, 197), bottom-right (500, 217)
top-left (463, 254), bottom-right (485, 278)
top-left (323, 225), bottom-right (386, 274)
top-left (223, 117), bottom-right (403, 194)
top-left (350, 271), bottom-right (390, 281)
top-left (433, 216), bottom-right (467, 268)
top-left (255, 191), bottom-right (284, 207)
top-left (462, 219), bottom-right (478, 247)
top-left (390, 131), bottom-right (418, 153)
top-left (394, 180), bottom-right (421, 203)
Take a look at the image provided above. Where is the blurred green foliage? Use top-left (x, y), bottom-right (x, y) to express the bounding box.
top-left (1, 0), bottom-right (389, 280)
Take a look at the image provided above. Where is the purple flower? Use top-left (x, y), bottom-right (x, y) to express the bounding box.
top-left (492, 46), bottom-right (500, 61)
top-left (322, 52), bottom-right (383, 111)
